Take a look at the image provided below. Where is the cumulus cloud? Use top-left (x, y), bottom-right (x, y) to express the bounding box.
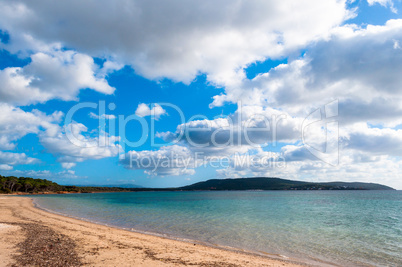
top-left (297, 151), bottom-right (402, 189)
top-left (0, 151), bottom-right (38, 170)
top-left (212, 20), bottom-right (402, 125)
top-left (89, 112), bottom-right (116, 120)
top-left (120, 145), bottom-right (197, 176)
top-left (122, 19), bottom-right (402, 185)
top-left (214, 120), bottom-right (402, 188)
top-left (39, 122), bottom-right (121, 168)
top-left (0, 103), bottom-right (61, 150)
top-left (136, 105), bottom-right (304, 176)
top-left (161, 105), bottom-right (302, 157)
top-left (1, 0), bottom-right (401, 188)
top-left (341, 124), bottom-right (402, 156)
top-left (218, 152), bottom-right (402, 189)
top-left (135, 103), bottom-right (166, 119)
top-left (0, 0), bottom-right (353, 84)
top-left (214, 142), bottom-right (402, 189)
top-left (367, 0), bottom-right (397, 13)
top-left (0, 164), bottom-right (13, 171)
top-left (0, 103), bottom-right (121, 169)
top-left (61, 162), bottom-right (76, 169)
top-left (0, 49), bottom-right (117, 106)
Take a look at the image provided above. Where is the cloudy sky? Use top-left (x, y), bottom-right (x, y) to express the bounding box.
top-left (0, 0), bottom-right (401, 189)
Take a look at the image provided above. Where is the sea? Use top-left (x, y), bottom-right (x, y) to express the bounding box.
top-left (31, 190), bottom-right (402, 266)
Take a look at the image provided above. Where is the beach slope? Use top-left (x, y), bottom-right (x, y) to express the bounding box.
top-left (0, 197), bottom-right (305, 266)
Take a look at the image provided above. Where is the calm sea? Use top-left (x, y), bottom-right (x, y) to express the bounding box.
top-left (32, 191), bottom-right (401, 266)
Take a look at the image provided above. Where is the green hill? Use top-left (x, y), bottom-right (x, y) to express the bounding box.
top-left (178, 177), bottom-right (395, 191)
top-left (0, 175), bottom-right (395, 194)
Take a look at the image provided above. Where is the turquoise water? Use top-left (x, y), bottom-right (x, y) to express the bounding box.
top-left (32, 191), bottom-right (401, 266)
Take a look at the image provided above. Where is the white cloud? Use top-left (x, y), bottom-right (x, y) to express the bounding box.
top-left (295, 153), bottom-right (402, 190)
top-left (341, 124), bottom-right (402, 156)
top-left (135, 103), bottom-right (166, 119)
top-left (0, 104), bottom-right (121, 169)
top-left (216, 145), bottom-right (402, 189)
top-left (367, 0), bottom-right (397, 13)
top-left (40, 122), bottom-right (121, 168)
top-left (212, 20), bottom-right (402, 126)
top-left (120, 145), bottom-right (196, 176)
top-left (136, 105), bottom-right (303, 176)
top-left (61, 162), bottom-right (76, 169)
top-left (89, 112), bottom-right (116, 120)
top-left (281, 145), bottom-right (321, 162)
top-left (0, 151), bottom-right (38, 170)
top-left (0, 0), bottom-right (353, 85)
top-left (0, 49), bottom-right (117, 106)
top-left (0, 103), bottom-right (61, 150)
top-left (393, 39), bottom-right (401, 49)
top-left (0, 164), bottom-right (13, 171)
top-left (0, 0), bottom-right (401, 188)
top-left (161, 105), bottom-right (302, 157)
top-left (213, 121), bottom-right (402, 189)
top-left (127, 18), bottom-right (402, 185)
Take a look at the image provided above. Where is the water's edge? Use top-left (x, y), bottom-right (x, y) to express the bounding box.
top-left (29, 191), bottom-right (401, 267)
top-left (31, 197), bottom-right (335, 267)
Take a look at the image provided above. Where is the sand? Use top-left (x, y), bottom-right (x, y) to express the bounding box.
top-left (0, 196), bottom-right (307, 267)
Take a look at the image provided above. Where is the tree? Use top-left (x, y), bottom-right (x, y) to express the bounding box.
top-left (23, 181), bottom-right (33, 193)
top-left (6, 176), bottom-right (18, 192)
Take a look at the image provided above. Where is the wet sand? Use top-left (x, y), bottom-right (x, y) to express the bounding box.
top-left (0, 196), bottom-right (307, 266)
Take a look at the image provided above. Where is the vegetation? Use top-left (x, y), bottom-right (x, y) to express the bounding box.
top-left (0, 175), bottom-right (63, 194)
top-left (0, 175), bottom-right (394, 194)
top-left (0, 175), bottom-right (130, 194)
top-left (178, 177), bottom-right (395, 191)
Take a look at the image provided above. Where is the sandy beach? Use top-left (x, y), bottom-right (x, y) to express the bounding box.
top-left (0, 196), bottom-right (306, 267)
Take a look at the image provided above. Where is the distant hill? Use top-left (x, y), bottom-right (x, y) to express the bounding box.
top-left (178, 177), bottom-right (395, 191)
top-left (0, 175), bottom-right (394, 194)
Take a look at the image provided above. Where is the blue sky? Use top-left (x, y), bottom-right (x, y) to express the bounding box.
top-left (0, 0), bottom-right (402, 189)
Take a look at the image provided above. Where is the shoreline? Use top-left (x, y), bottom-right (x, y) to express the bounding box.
top-left (0, 196), bottom-right (311, 266)
top-left (32, 198), bottom-right (329, 266)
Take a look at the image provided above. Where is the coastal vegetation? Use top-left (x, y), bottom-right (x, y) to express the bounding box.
top-left (0, 175), bottom-right (394, 194)
top-left (0, 175), bottom-right (129, 194)
top-left (179, 178), bottom-right (395, 191)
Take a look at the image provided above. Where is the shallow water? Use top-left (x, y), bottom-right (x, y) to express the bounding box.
top-left (32, 191), bottom-right (402, 266)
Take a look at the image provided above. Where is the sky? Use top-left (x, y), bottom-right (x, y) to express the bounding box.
top-left (0, 0), bottom-right (402, 189)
